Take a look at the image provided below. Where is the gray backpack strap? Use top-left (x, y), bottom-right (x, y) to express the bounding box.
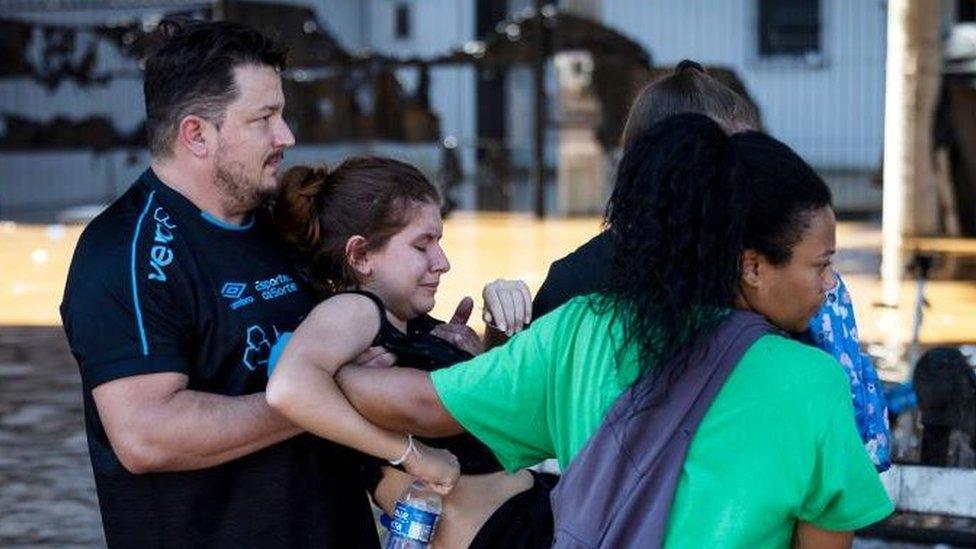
top-left (550, 311), bottom-right (775, 548)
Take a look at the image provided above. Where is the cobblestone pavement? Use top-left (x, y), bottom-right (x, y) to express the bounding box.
top-left (0, 326), bottom-right (104, 547)
top-left (0, 326), bottom-right (960, 548)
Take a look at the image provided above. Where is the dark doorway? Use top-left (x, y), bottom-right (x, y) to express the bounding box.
top-left (476, 0), bottom-right (509, 209)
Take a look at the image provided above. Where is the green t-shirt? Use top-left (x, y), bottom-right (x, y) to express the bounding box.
top-left (431, 296), bottom-right (893, 547)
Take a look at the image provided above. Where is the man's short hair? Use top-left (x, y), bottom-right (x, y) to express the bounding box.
top-left (144, 20), bottom-right (288, 157)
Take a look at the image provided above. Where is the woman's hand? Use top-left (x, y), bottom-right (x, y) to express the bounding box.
top-left (402, 438), bottom-right (460, 495)
top-left (482, 279), bottom-right (533, 336)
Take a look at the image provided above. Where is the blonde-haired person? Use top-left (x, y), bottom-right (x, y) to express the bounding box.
top-left (486, 59), bottom-right (759, 335)
top-left (486, 60), bottom-right (890, 472)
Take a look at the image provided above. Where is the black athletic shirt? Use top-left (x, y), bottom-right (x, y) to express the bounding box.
top-left (532, 230), bottom-right (613, 319)
top-left (339, 291), bottom-right (503, 493)
top-left (60, 169), bottom-right (378, 548)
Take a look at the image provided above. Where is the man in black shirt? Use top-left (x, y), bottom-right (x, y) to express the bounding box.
top-left (60, 21), bottom-right (377, 547)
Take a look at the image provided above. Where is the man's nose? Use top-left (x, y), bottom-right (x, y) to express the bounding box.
top-left (275, 117), bottom-right (295, 149)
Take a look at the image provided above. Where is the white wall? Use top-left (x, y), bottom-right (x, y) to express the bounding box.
top-left (361, 0), bottom-right (477, 170)
top-left (272, 0), bottom-right (366, 49)
top-left (603, 0), bottom-right (887, 171)
top-left (0, 149), bottom-right (150, 214)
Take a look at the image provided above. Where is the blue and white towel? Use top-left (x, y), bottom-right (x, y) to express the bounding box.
top-left (808, 273), bottom-right (891, 472)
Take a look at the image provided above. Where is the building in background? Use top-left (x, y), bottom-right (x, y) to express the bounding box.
top-left (0, 0), bottom-right (964, 218)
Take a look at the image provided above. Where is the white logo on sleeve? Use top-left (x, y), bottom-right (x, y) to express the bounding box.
top-left (242, 324), bottom-right (280, 371)
top-left (148, 207), bottom-right (176, 282)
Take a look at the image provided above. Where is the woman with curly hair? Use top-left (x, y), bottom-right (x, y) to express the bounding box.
top-left (488, 60), bottom-right (890, 473)
top-left (278, 114), bottom-right (893, 547)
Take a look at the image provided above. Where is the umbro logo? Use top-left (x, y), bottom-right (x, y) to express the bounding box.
top-left (220, 282), bottom-right (254, 311)
top-left (221, 282), bottom-right (247, 299)
top-left (221, 282), bottom-right (255, 310)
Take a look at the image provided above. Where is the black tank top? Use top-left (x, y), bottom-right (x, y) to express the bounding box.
top-left (342, 291), bottom-right (503, 493)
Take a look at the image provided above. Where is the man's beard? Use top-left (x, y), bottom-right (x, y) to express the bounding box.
top-left (213, 145), bottom-right (277, 211)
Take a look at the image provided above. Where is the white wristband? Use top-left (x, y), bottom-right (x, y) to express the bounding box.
top-left (389, 434), bottom-right (415, 466)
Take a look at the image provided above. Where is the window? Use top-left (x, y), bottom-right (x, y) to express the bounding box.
top-left (757, 0), bottom-right (820, 58)
top-left (960, 0), bottom-right (976, 22)
top-left (395, 4), bottom-right (411, 39)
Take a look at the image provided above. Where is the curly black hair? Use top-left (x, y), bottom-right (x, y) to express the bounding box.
top-left (734, 131), bottom-right (833, 266)
top-left (602, 113), bottom-right (831, 400)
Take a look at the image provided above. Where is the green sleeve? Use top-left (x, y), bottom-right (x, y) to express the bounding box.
top-left (431, 320), bottom-right (556, 472)
top-left (798, 391), bottom-right (894, 530)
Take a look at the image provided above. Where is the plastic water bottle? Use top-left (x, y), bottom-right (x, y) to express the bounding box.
top-left (384, 480), bottom-right (442, 549)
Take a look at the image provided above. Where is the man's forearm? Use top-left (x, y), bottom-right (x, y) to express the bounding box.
top-left (131, 390), bottom-right (301, 472)
top-left (336, 366), bottom-right (463, 437)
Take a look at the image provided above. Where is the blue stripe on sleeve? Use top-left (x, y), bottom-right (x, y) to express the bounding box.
top-left (130, 191), bottom-right (156, 356)
top-left (267, 332), bottom-right (293, 378)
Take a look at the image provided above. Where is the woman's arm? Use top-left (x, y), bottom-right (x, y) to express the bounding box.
top-left (266, 293), bottom-right (459, 493)
top-left (336, 364), bottom-right (464, 437)
top-left (792, 522), bottom-right (853, 549)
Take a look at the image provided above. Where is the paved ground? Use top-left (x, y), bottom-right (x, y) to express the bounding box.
top-left (1, 326), bottom-right (967, 548)
top-left (0, 326), bottom-right (104, 547)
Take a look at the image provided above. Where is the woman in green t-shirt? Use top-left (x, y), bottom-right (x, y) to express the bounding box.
top-left (275, 114), bottom-right (893, 547)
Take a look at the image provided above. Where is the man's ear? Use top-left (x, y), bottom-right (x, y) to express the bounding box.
top-left (345, 235), bottom-right (372, 278)
top-left (740, 249), bottom-right (763, 290)
top-left (176, 115), bottom-right (213, 158)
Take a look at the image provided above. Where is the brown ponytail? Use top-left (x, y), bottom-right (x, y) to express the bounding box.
top-left (272, 157), bottom-right (441, 294)
top-left (274, 165), bottom-right (328, 254)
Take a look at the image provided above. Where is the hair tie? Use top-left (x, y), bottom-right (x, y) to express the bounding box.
top-left (312, 166), bottom-right (328, 183)
top-left (675, 59), bottom-right (704, 73)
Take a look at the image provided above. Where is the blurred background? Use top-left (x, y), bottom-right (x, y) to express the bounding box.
top-left (0, 0), bottom-right (974, 546)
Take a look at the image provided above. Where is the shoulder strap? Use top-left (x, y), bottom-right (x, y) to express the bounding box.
top-left (334, 290), bottom-right (391, 346)
top-left (551, 311), bottom-right (775, 548)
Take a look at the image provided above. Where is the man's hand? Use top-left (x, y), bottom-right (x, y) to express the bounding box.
top-left (482, 279), bottom-right (533, 336)
top-left (430, 297), bottom-right (484, 355)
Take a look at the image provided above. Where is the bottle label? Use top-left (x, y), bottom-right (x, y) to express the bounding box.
top-left (388, 501), bottom-right (438, 543)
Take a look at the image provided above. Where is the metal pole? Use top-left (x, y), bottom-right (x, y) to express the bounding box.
top-left (532, 0), bottom-right (546, 219)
